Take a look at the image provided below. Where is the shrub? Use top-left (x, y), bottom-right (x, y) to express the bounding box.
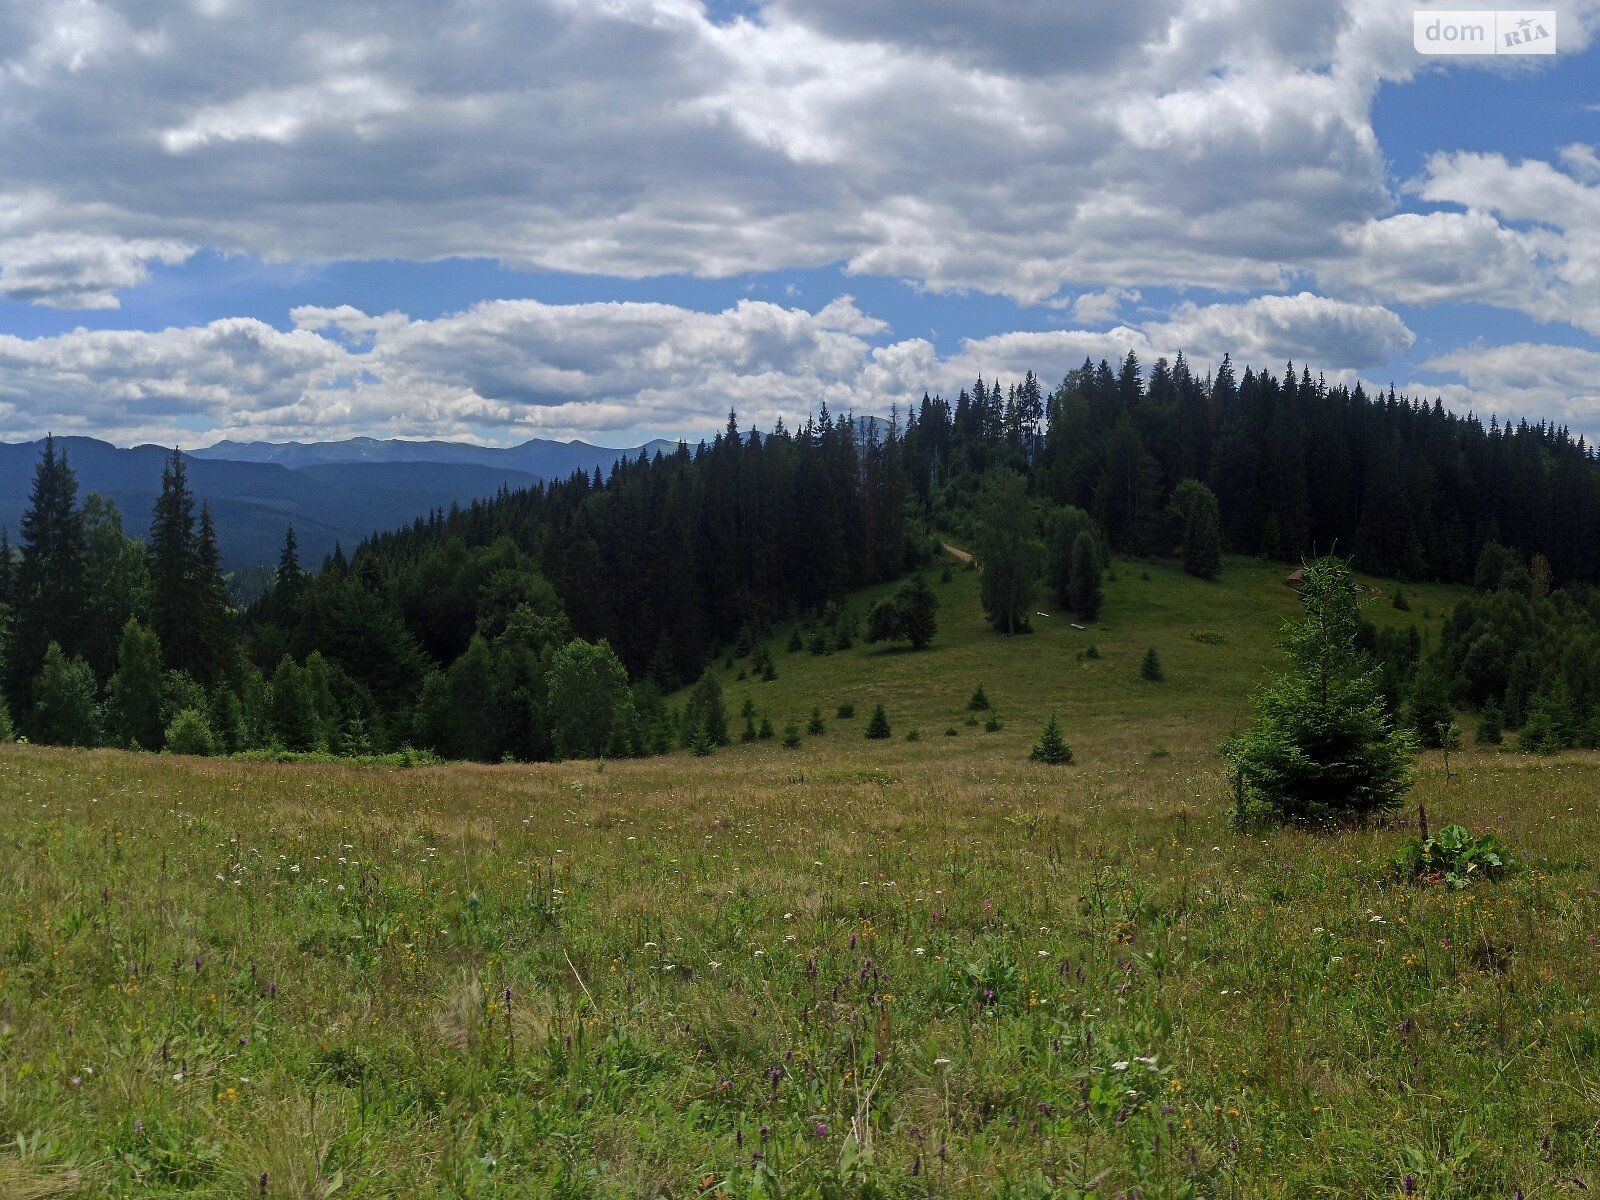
top-left (1081, 644), bottom-right (1102, 660)
top-left (758, 716), bottom-right (775, 740)
top-left (984, 713), bottom-right (1003, 733)
top-left (807, 706), bottom-right (825, 736)
top-left (836, 702), bottom-right (855, 719)
top-left (781, 721), bottom-right (802, 748)
top-left (165, 708), bottom-right (218, 757)
top-left (1140, 648), bottom-right (1164, 682)
top-left (1392, 588), bottom-right (1411, 611)
top-left (787, 627), bottom-right (803, 653)
top-left (944, 727), bottom-right (958, 737)
top-left (865, 703), bottom-right (891, 740)
top-left (904, 728), bottom-right (920, 742)
top-left (1029, 715), bottom-right (1072, 764)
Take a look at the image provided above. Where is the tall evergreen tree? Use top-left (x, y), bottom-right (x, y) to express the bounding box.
top-left (149, 449), bottom-right (199, 677)
top-left (81, 494), bottom-right (151, 681)
top-left (9, 437), bottom-right (88, 716)
top-left (190, 505), bottom-right (236, 687)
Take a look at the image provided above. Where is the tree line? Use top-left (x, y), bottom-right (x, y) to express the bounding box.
top-left (2, 350), bottom-right (1599, 760)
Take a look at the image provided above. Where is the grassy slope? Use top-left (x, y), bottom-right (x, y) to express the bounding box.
top-left (705, 553), bottom-right (1464, 761)
top-left (3, 556), bottom-right (1598, 1198)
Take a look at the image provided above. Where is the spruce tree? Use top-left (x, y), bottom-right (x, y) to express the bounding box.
top-left (191, 505), bottom-right (237, 688)
top-left (81, 494), bottom-right (150, 681)
top-left (269, 656), bottom-right (320, 752)
top-left (1222, 558), bottom-right (1416, 825)
top-left (967, 683), bottom-right (990, 711)
top-left (865, 702), bottom-right (891, 739)
top-left (807, 705), bottom-right (825, 735)
top-left (1408, 667), bottom-right (1454, 749)
top-left (9, 437), bottom-right (88, 717)
top-left (758, 715), bottom-right (774, 740)
top-left (1044, 506), bottom-right (1101, 609)
top-left (149, 449), bottom-right (197, 669)
top-left (1029, 714), bottom-right (1073, 764)
top-left (208, 686), bottom-right (246, 754)
top-left (274, 525), bottom-right (306, 608)
top-left (1168, 479), bottom-right (1223, 581)
top-left (1140, 647), bottom-right (1164, 682)
top-left (781, 720), bottom-right (802, 748)
top-left (681, 671), bottom-right (730, 747)
top-left (896, 576), bottom-right (939, 650)
top-left (1475, 700), bottom-right (1503, 746)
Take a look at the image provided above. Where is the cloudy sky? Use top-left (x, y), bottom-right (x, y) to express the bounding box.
top-left (1, 0), bottom-right (1598, 447)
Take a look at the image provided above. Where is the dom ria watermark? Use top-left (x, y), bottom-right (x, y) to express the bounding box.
top-left (1414, 9), bottom-right (1556, 54)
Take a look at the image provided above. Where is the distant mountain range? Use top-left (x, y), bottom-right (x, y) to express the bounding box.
top-left (190, 435), bottom-right (678, 476)
top-left (1, 434), bottom-right (678, 573)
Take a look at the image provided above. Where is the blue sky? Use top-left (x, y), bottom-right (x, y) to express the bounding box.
top-left (0, 1), bottom-right (1597, 447)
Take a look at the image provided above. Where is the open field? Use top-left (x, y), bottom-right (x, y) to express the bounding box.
top-left (3, 559), bottom-right (1598, 1197)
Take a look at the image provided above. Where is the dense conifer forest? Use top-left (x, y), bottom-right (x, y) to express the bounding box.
top-left (4, 352), bottom-right (1600, 760)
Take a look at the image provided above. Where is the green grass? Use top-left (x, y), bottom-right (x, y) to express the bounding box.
top-left (3, 555), bottom-right (1596, 1197)
top-left (710, 554), bottom-right (1460, 763)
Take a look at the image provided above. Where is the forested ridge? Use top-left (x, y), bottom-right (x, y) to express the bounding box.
top-left (4, 351), bottom-right (1600, 761)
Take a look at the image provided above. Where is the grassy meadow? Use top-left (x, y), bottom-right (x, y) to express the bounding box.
top-left (3, 556), bottom-right (1598, 1197)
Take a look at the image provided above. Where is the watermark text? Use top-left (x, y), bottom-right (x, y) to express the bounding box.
top-left (1414, 9), bottom-right (1556, 54)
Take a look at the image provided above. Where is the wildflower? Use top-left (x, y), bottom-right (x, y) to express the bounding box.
top-left (815, 1121), bottom-right (828, 1137)
top-left (1111, 1061), bottom-right (1130, 1071)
